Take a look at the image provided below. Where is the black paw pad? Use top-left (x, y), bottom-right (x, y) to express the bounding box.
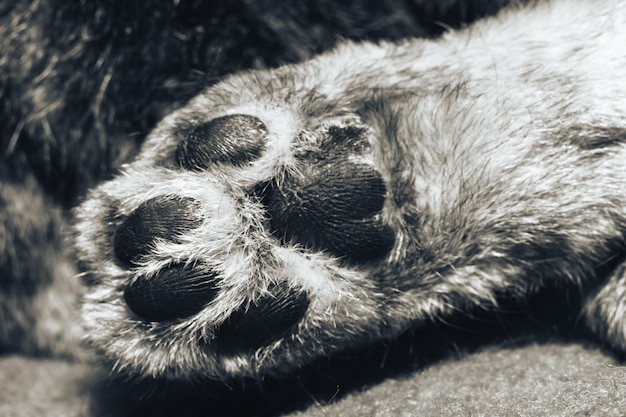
top-left (264, 162), bottom-right (395, 260)
top-left (212, 284), bottom-right (308, 354)
top-left (114, 197), bottom-right (202, 265)
top-left (176, 114), bottom-right (268, 170)
top-left (124, 263), bottom-right (220, 322)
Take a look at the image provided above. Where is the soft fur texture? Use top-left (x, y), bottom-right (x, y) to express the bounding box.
top-left (3, 0), bottom-right (626, 416)
top-left (76, 0), bottom-right (626, 381)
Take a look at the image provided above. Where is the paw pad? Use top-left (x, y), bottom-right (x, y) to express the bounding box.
top-left (264, 121), bottom-right (395, 260)
top-left (114, 197), bottom-right (202, 265)
top-left (212, 284), bottom-right (309, 354)
top-left (264, 164), bottom-right (395, 260)
top-left (176, 114), bottom-right (268, 170)
top-left (124, 263), bottom-right (220, 322)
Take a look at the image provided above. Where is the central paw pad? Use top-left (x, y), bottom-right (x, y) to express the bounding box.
top-left (263, 122), bottom-right (395, 260)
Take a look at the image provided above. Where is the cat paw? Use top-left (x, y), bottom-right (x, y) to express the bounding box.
top-left (75, 97), bottom-right (400, 379)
